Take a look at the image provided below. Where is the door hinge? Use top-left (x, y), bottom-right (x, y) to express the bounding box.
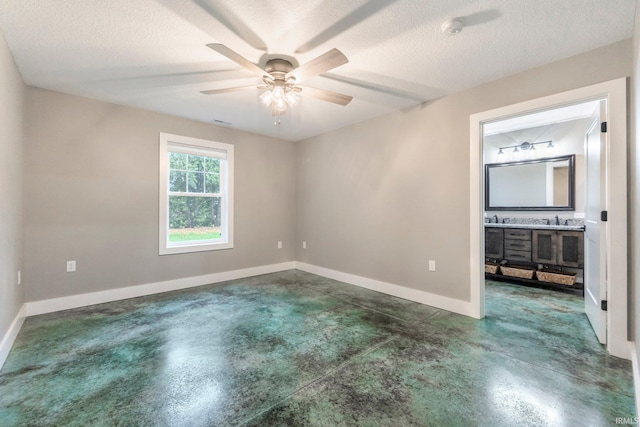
top-left (601, 300), bottom-right (608, 311)
top-left (601, 210), bottom-right (608, 222)
top-left (601, 121), bottom-right (607, 133)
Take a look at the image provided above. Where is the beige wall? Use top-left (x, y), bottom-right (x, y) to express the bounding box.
top-left (24, 88), bottom-right (296, 301)
top-left (296, 39), bottom-right (631, 302)
top-left (0, 30), bottom-right (25, 337)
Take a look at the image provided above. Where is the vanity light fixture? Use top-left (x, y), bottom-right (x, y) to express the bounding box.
top-left (498, 140), bottom-right (553, 155)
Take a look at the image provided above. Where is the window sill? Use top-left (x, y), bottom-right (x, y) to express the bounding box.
top-left (159, 241), bottom-right (234, 255)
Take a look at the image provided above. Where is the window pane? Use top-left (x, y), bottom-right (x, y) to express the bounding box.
top-left (169, 170), bottom-right (187, 192)
top-left (160, 132), bottom-right (233, 254)
top-left (168, 196), bottom-right (222, 242)
top-left (169, 152), bottom-right (187, 170)
top-left (205, 157), bottom-right (220, 173)
top-left (188, 155), bottom-right (205, 172)
top-left (188, 171), bottom-right (205, 193)
top-left (205, 173), bottom-right (220, 193)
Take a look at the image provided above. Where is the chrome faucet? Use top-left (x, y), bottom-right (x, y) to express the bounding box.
top-left (493, 214), bottom-right (498, 223)
top-left (555, 215), bottom-right (560, 225)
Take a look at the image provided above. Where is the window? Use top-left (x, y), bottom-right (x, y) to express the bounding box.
top-left (159, 133), bottom-right (233, 254)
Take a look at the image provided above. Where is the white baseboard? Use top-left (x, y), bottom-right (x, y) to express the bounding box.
top-left (295, 262), bottom-right (475, 317)
top-left (26, 261), bottom-right (296, 316)
top-left (8, 261), bottom-right (473, 370)
top-left (0, 304), bottom-right (26, 370)
top-left (23, 261), bottom-right (473, 319)
top-left (630, 342), bottom-right (640, 415)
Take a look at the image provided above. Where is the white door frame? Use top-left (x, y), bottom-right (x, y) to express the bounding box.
top-left (469, 78), bottom-right (628, 359)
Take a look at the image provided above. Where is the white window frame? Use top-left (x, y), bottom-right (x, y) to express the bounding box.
top-left (159, 132), bottom-right (234, 255)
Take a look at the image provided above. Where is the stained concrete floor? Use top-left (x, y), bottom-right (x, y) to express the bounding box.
top-left (0, 271), bottom-right (635, 426)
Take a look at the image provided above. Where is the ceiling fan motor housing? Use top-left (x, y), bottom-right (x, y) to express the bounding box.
top-left (265, 59), bottom-right (295, 81)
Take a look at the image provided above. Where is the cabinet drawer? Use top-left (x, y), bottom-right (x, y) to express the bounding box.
top-left (504, 249), bottom-right (532, 262)
top-left (504, 229), bottom-right (531, 240)
top-left (504, 239), bottom-right (532, 251)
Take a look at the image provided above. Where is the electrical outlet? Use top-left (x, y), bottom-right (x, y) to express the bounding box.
top-left (17, 270), bottom-right (21, 285)
top-left (67, 260), bottom-right (76, 272)
top-left (302, 241), bottom-right (307, 249)
top-left (277, 241), bottom-right (283, 249)
top-left (428, 260), bottom-right (436, 271)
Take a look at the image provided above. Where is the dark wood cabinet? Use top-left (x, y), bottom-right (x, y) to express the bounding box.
top-left (532, 229), bottom-right (583, 267)
top-left (557, 231), bottom-right (584, 268)
top-left (485, 228), bottom-right (504, 259)
top-left (485, 225), bottom-right (584, 292)
top-left (485, 226), bottom-right (584, 268)
top-left (532, 230), bottom-right (557, 264)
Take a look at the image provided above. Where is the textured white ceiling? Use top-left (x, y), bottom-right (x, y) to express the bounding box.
top-left (0, 0), bottom-right (635, 141)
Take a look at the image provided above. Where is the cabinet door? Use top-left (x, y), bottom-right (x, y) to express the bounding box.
top-left (485, 228), bottom-right (503, 259)
top-left (532, 230), bottom-right (557, 264)
top-left (557, 231), bottom-right (584, 268)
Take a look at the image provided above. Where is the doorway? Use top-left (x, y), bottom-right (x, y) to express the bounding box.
top-left (469, 78), bottom-right (628, 359)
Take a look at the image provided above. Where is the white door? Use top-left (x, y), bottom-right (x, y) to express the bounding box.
top-left (584, 100), bottom-right (607, 344)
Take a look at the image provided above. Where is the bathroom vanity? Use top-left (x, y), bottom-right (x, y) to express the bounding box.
top-left (484, 153), bottom-right (585, 293)
top-left (485, 223), bottom-right (584, 293)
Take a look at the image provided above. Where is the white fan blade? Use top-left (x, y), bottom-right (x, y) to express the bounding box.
top-left (201, 85), bottom-right (261, 95)
top-left (299, 85), bottom-right (352, 106)
top-left (286, 49), bottom-right (348, 83)
top-left (206, 44), bottom-right (272, 80)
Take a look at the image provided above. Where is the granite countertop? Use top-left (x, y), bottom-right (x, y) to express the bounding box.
top-left (484, 223), bottom-right (585, 231)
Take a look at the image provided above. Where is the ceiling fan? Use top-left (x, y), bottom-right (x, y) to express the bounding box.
top-left (201, 44), bottom-right (353, 116)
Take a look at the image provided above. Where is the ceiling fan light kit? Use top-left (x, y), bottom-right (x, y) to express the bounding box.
top-left (260, 84), bottom-right (299, 115)
top-left (202, 44), bottom-right (353, 117)
top-left (258, 59), bottom-right (302, 115)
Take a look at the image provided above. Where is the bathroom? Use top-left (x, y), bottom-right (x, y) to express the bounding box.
top-left (482, 101), bottom-right (602, 294)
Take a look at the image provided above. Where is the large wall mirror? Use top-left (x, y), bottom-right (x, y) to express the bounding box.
top-left (485, 155), bottom-right (575, 211)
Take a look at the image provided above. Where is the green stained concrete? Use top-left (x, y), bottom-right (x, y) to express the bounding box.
top-left (0, 272), bottom-right (634, 426)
